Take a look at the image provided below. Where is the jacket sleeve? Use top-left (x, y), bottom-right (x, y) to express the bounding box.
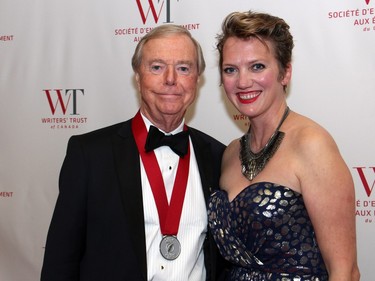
top-left (41, 136), bottom-right (87, 281)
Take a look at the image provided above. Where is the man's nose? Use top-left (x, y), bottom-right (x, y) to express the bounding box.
top-left (165, 65), bottom-right (177, 86)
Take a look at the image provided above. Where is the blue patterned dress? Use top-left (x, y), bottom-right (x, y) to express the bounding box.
top-left (208, 182), bottom-right (328, 281)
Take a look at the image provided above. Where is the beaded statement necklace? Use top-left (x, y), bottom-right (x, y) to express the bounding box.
top-left (240, 107), bottom-right (290, 181)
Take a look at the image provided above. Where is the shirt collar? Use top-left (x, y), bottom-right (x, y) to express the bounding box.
top-left (140, 112), bottom-right (185, 135)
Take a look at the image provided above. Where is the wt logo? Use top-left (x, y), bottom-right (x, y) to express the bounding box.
top-left (353, 167), bottom-right (375, 197)
top-left (43, 89), bottom-right (84, 115)
top-left (136, 0), bottom-right (178, 24)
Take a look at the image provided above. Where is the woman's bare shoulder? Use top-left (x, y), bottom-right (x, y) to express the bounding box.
top-left (287, 112), bottom-right (337, 155)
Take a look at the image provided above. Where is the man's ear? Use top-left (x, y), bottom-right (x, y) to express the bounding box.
top-left (135, 73), bottom-right (141, 91)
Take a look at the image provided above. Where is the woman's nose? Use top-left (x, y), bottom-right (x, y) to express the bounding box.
top-left (237, 71), bottom-right (253, 89)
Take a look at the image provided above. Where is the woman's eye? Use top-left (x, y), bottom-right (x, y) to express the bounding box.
top-left (252, 63), bottom-right (265, 71)
top-left (223, 67), bottom-right (237, 74)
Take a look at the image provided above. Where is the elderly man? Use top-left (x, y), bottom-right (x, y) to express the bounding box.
top-left (41, 24), bottom-right (227, 281)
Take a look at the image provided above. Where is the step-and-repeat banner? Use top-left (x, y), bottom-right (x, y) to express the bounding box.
top-left (1, 0), bottom-right (374, 280)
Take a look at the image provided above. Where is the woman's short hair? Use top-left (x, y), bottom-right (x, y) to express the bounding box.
top-left (216, 10), bottom-right (294, 77)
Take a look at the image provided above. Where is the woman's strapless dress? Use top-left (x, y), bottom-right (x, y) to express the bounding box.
top-left (208, 182), bottom-right (328, 281)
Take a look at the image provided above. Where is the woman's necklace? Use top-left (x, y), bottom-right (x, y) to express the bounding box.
top-left (240, 107), bottom-right (290, 181)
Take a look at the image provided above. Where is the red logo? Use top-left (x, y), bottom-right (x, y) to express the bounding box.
top-left (136, 0), bottom-right (178, 24)
top-left (43, 89), bottom-right (84, 115)
top-left (136, 0), bottom-right (164, 24)
top-left (365, 0), bottom-right (370, 5)
top-left (353, 167), bottom-right (375, 197)
top-left (42, 89), bottom-right (88, 129)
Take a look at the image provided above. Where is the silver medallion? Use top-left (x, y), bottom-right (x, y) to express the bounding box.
top-left (159, 235), bottom-right (181, 260)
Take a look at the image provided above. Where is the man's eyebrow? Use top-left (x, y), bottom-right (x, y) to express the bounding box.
top-left (147, 59), bottom-right (164, 64)
top-left (176, 60), bottom-right (194, 66)
top-left (147, 59), bottom-right (193, 65)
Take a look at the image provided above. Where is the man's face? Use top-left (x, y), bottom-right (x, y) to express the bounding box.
top-left (136, 34), bottom-right (199, 128)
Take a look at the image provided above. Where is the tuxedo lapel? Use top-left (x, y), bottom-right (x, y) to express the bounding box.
top-left (188, 128), bottom-right (215, 201)
top-left (112, 122), bottom-right (147, 280)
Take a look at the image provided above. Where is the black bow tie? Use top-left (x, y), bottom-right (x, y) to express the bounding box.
top-left (145, 125), bottom-right (189, 157)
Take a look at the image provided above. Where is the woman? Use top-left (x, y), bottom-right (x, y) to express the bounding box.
top-left (208, 10), bottom-right (360, 281)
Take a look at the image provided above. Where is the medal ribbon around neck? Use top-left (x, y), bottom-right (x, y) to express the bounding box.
top-left (132, 111), bottom-right (190, 236)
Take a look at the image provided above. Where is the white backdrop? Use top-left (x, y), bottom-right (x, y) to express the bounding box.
top-left (1, 0), bottom-right (374, 280)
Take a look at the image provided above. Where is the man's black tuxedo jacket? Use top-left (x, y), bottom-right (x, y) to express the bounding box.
top-left (41, 118), bottom-right (227, 281)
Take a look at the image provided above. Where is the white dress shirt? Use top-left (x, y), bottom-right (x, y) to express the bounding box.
top-left (140, 114), bottom-right (207, 281)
